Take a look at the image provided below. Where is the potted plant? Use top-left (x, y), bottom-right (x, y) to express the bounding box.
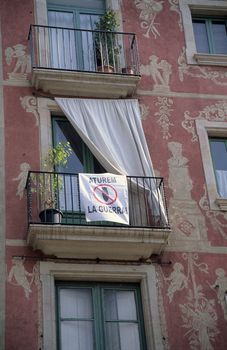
top-left (32, 142), bottom-right (72, 223)
top-left (94, 9), bottom-right (121, 72)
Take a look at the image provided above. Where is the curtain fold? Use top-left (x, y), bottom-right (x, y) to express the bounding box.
top-left (216, 170), bottom-right (227, 198)
top-left (55, 98), bottom-right (167, 223)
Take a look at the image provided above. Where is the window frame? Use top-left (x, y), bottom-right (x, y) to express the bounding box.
top-left (40, 262), bottom-right (164, 350)
top-left (192, 16), bottom-right (227, 55)
top-left (180, 0), bottom-right (227, 66)
top-left (55, 281), bottom-right (147, 350)
top-left (52, 116), bottom-right (98, 173)
top-left (209, 137), bottom-right (227, 200)
top-left (196, 119), bottom-right (227, 210)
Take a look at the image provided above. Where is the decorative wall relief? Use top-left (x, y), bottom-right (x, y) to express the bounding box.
top-left (134, 0), bottom-right (164, 39)
top-left (178, 47), bottom-right (227, 86)
top-left (13, 162), bottom-right (31, 199)
top-left (8, 258), bottom-right (39, 300)
top-left (199, 185), bottom-right (227, 240)
top-left (168, 142), bottom-right (207, 241)
top-left (140, 55), bottom-right (172, 92)
top-left (5, 44), bottom-right (31, 81)
top-left (20, 96), bottom-right (39, 126)
top-left (211, 268), bottom-right (227, 321)
top-left (182, 101), bottom-right (227, 142)
top-left (168, 0), bottom-right (183, 32)
top-left (155, 97), bottom-right (174, 139)
top-left (139, 103), bottom-right (150, 120)
top-left (163, 253), bottom-right (219, 350)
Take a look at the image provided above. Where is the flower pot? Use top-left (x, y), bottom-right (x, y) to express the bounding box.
top-left (39, 208), bottom-right (63, 224)
top-left (97, 65), bottom-right (114, 73)
top-left (122, 67), bottom-right (134, 74)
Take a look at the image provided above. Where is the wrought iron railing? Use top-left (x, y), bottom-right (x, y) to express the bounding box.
top-left (26, 171), bottom-right (170, 229)
top-left (28, 24), bottom-right (140, 75)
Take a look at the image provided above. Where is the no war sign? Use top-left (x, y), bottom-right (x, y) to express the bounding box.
top-left (78, 173), bottom-right (129, 225)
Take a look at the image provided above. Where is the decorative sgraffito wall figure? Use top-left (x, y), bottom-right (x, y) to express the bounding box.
top-left (211, 268), bottom-right (227, 321)
top-left (8, 258), bottom-right (39, 300)
top-left (163, 253), bottom-right (219, 350)
top-left (13, 162), bottom-right (31, 199)
top-left (5, 44), bottom-right (31, 81)
top-left (134, 0), bottom-right (164, 39)
top-left (167, 142), bottom-right (208, 242)
top-left (140, 55), bottom-right (172, 93)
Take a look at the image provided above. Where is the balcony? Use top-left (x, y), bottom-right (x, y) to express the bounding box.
top-left (28, 25), bottom-right (141, 98)
top-left (26, 172), bottom-right (170, 260)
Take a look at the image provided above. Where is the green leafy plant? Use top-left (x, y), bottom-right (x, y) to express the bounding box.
top-left (43, 141), bottom-right (72, 170)
top-left (94, 9), bottom-right (121, 69)
top-left (32, 142), bottom-right (72, 209)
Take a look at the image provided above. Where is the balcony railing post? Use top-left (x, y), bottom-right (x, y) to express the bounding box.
top-left (26, 171), bottom-right (33, 224)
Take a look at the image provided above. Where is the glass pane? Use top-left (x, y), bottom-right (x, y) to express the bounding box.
top-left (48, 11), bottom-right (77, 69)
top-left (80, 14), bottom-right (101, 71)
top-left (104, 290), bottom-right (137, 320)
top-left (60, 288), bottom-right (93, 319)
top-left (210, 139), bottom-right (227, 198)
top-left (54, 119), bottom-right (84, 173)
top-left (212, 21), bottom-right (227, 54)
top-left (193, 20), bottom-right (210, 53)
top-left (105, 323), bottom-right (140, 350)
top-left (210, 140), bottom-right (227, 171)
top-left (61, 321), bottom-right (94, 350)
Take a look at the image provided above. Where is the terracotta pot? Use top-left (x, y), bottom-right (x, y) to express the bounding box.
top-left (97, 65), bottom-right (114, 73)
top-left (122, 67), bottom-right (134, 74)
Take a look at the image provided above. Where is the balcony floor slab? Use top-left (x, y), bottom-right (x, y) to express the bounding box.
top-left (32, 68), bottom-right (141, 98)
top-left (27, 224), bottom-right (171, 260)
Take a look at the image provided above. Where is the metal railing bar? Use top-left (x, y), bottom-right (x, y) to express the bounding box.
top-left (29, 24), bottom-right (137, 36)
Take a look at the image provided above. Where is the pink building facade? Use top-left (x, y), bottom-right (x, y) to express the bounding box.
top-left (1, 0), bottom-right (227, 349)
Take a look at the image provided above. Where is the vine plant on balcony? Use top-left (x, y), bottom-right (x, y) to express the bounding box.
top-left (32, 142), bottom-right (72, 223)
top-left (94, 9), bottom-right (121, 72)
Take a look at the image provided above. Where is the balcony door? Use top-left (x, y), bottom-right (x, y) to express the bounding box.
top-left (48, 1), bottom-right (104, 71)
top-left (52, 117), bottom-right (105, 218)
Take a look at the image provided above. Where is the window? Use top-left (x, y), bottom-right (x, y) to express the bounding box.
top-left (180, 0), bottom-right (227, 65)
top-left (47, 1), bottom-right (105, 71)
top-left (40, 262), bottom-right (163, 350)
top-left (209, 138), bottom-right (227, 198)
top-left (52, 117), bottom-right (105, 173)
top-left (56, 282), bottom-right (147, 350)
top-left (196, 119), bottom-right (227, 210)
top-left (192, 17), bottom-right (227, 55)
top-left (52, 117), bottom-right (105, 221)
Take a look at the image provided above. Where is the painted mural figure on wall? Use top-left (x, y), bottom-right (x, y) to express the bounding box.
top-left (167, 142), bottom-right (208, 241)
top-left (168, 142), bottom-right (192, 200)
top-left (5, 44), bottom-right (31, 81)
top-left (163, 253), bottom-right (219, 350)
top-left (8, 259), bottom-right (38, 300)
top-left (13, 162), bottom-right (31, 199)
top-left (165, 262), bottom-right (188, 302)
top-left (211, 268), bottom-right (227, 320)
top-left (134, 0), bottom-right (164, 39)
top-left (140, 55), bottom-right (172, 93)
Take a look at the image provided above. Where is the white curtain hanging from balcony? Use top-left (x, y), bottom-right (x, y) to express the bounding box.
top-left (55, 97), bottom-right (167, 223)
